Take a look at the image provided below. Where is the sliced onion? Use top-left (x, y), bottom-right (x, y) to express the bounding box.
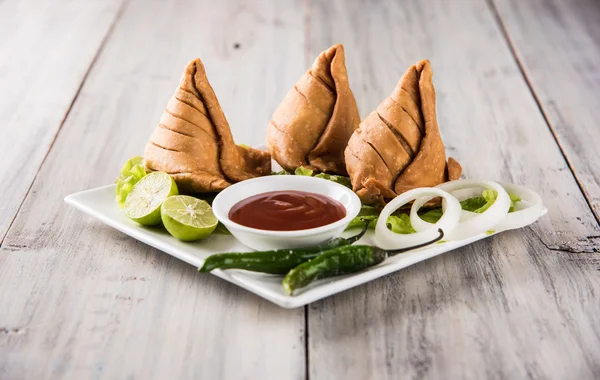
top-left (448, 187), bottom-right (484, 201)
top-left (440, 188), bottom-right (481, 222)
top-left (375, 188), bottom-right (461, 250)
top-left (436, 180), bottom-right (511, 240)
top-left (493, 182), bottom-right (544, 231)
top-left (409, 192), bottom-right (458, 231)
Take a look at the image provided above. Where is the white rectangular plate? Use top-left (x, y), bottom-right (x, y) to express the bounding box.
top-left (64, 184), bottom-right (507, 308)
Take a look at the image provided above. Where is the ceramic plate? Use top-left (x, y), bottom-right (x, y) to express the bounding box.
top-left (64, 183), bottom-right (545, 308)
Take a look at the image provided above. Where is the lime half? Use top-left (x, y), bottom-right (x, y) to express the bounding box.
top-left (161, 195), bottom-right (218, 241)
top-left (124, 172), bottom-right (178, 225)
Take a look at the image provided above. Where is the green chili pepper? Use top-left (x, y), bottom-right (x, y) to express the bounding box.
top-left (282, 229), bottom-right (444, 295)
top-left (198, 224), bottom-right (369, 275)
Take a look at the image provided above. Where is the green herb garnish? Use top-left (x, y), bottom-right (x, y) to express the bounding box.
top-left (294, 166), bottom-right (314, 176)
top-left (115, 156), bottom-right (147, 208)
top-left (271, 166), bottom-right (353, 188)
top-left (346, 189), bottom-right (522, 232)
top-left (314, 173), bottom-right (352, 188)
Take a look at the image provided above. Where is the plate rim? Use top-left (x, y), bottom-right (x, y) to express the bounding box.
top-left (65, 184), bottom-right (546, 308)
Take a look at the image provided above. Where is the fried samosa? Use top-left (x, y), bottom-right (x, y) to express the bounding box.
top-left (345, 60), bottom-right (461, 207)
top-left (267, 44), bottom-right (360, 175)
top-left (144, 58), bottom-right (271, 193)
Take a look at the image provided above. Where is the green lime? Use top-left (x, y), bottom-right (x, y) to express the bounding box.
top-left (161, 195), bottom-right (218, 241)
top-left (124, 172), bottom-right (178, 225)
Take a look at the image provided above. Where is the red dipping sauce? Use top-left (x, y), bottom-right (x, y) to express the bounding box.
top-left (228, 190), bottom-right (346, 231)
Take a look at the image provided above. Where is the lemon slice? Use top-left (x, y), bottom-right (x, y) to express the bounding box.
top-left (124, 172), bottom-right (178, 226)
top-left (161, 195), bottom-right (218, 241)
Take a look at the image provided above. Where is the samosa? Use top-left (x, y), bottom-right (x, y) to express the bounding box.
top-left (267, 44), bottom-right (360, 175)
top-left (345, 60), bottom-right (461, 207)
top-left (144, 58), bottom-right (271, 193)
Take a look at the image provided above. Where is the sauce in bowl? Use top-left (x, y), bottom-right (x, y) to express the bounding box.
top-left (228, 190), bottom-right (346, 231)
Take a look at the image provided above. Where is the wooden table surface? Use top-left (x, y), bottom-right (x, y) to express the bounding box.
top-left (1, 0), bottom-right (600, 379)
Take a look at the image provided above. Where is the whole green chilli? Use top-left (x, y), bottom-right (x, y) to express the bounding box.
top-left (198, 224), bottom-right (368, 275)
top-left (282, 229), bottom-right (444, 295)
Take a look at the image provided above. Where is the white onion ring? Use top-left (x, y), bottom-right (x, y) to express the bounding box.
top-left (436, 180), bottom-right (511, 240)
top-left (409, 193), bottom-right (456, 230)
top-left (446, 182), bottom-right (545, 232)
top-left (439, 188), bottom-right (481, 222)
top-left (448, 187), bottom-right (485, 201)
top-left (375, 188), bottom-right (461, 250)
top-left (493, 182), bottom-right (544, 231)
top-left (445, 187), bottom-right (501, 223)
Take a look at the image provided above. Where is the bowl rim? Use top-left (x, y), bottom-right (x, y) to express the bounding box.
top-left (212, 175), bottom-right (361, 238)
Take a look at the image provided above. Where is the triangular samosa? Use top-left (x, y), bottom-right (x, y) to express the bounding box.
top-left (267, 44), bottom-right (360, 175)
top-left (144, 58), bottom-right (271, 193)
top-left (345, 60), bottom-right (461, 206)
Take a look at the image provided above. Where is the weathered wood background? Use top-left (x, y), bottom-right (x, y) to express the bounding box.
top-left (1, 0), bottom-right (599, 379)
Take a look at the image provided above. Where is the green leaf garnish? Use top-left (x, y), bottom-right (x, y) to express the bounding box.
top-left (460, 196), bottom-right (489, 212)
top-left (115, 156), bottom-right (146, 208)
top-left (508, 193), bottom-right (521, 212)
top-left (345, 205), bottom-right (379, 229)
top-left (345, 206), bottom-right (415, 234)
top-left (346, 189), bottom-right (522, 233)
top-left (419, 208), bottom-right (444, 223)
top-left (294, 166), bottom-right (314, 176)
top-left (271, 166), bottom-right (353, 189)
top-left (386, 214), bottom-right (416, 234)
top-left (314, 173), bottom-right (352, 188)
top-left (420, 190), bottom-right (521, 223)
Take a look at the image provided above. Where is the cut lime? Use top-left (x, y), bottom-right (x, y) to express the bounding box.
top-left (161, 195), bottom-right (218, 241)
top-left (124, 172), bottom-right (178, 226)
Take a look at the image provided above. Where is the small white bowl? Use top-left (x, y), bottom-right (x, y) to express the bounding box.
top-left (212, 175), bottom-right (361, 251)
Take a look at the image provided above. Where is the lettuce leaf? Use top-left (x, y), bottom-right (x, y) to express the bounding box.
top-left (272, 166), bottom-right (353, 188)
top-left (345, 205), bottom-right (380, 229)
top-left (386, 214), bottom-right (416, 234)
top-left (294, 166), bottom-right (314, 176)
top-left (508, 193), bottom-right (521, 212)
top-left (421, 190), bottom-right (521, 223)
top-left (115, 156), bottom-right (147, 208)
top-left (346, 214), bottom-right (415, 234)
top-left (419, 208), bottom-right (444, 223)
top-left (462, 189), bottom-right (521, 214)
top-left (346, 190), bottom-right (522, 232)
top-left (460, 196), bottom-right (489, 212)
top-left (314, 173), bottom-right (352, 189)
top-left (475, 189), bottom-right (497, 213)
top-left (345, 205), bottom-right (414, 234)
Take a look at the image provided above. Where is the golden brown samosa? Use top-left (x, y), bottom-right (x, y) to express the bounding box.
top-left (345, 60), bottom-right (461, 207)
top-left (267, 44), bottom-right (360, 175)
top-left (144, 58), bottom-right (271, 193)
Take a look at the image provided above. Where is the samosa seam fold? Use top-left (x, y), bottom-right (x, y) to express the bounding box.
top-left (345, 59), bottom-right (461, 207)
top-left (144, 58), bottom-right (271, 193)
top-left (267, 44), bottom-right (360, 175)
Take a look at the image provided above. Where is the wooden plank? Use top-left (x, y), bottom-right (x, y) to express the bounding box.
top-left (0, 0), bottom-right (124, 243)
top-left (491, 0), bottom-right (600, 222)
top-left (0, 0), bottom-right (306, 379)
top-left (307, 0), bottom-right (600, 379)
